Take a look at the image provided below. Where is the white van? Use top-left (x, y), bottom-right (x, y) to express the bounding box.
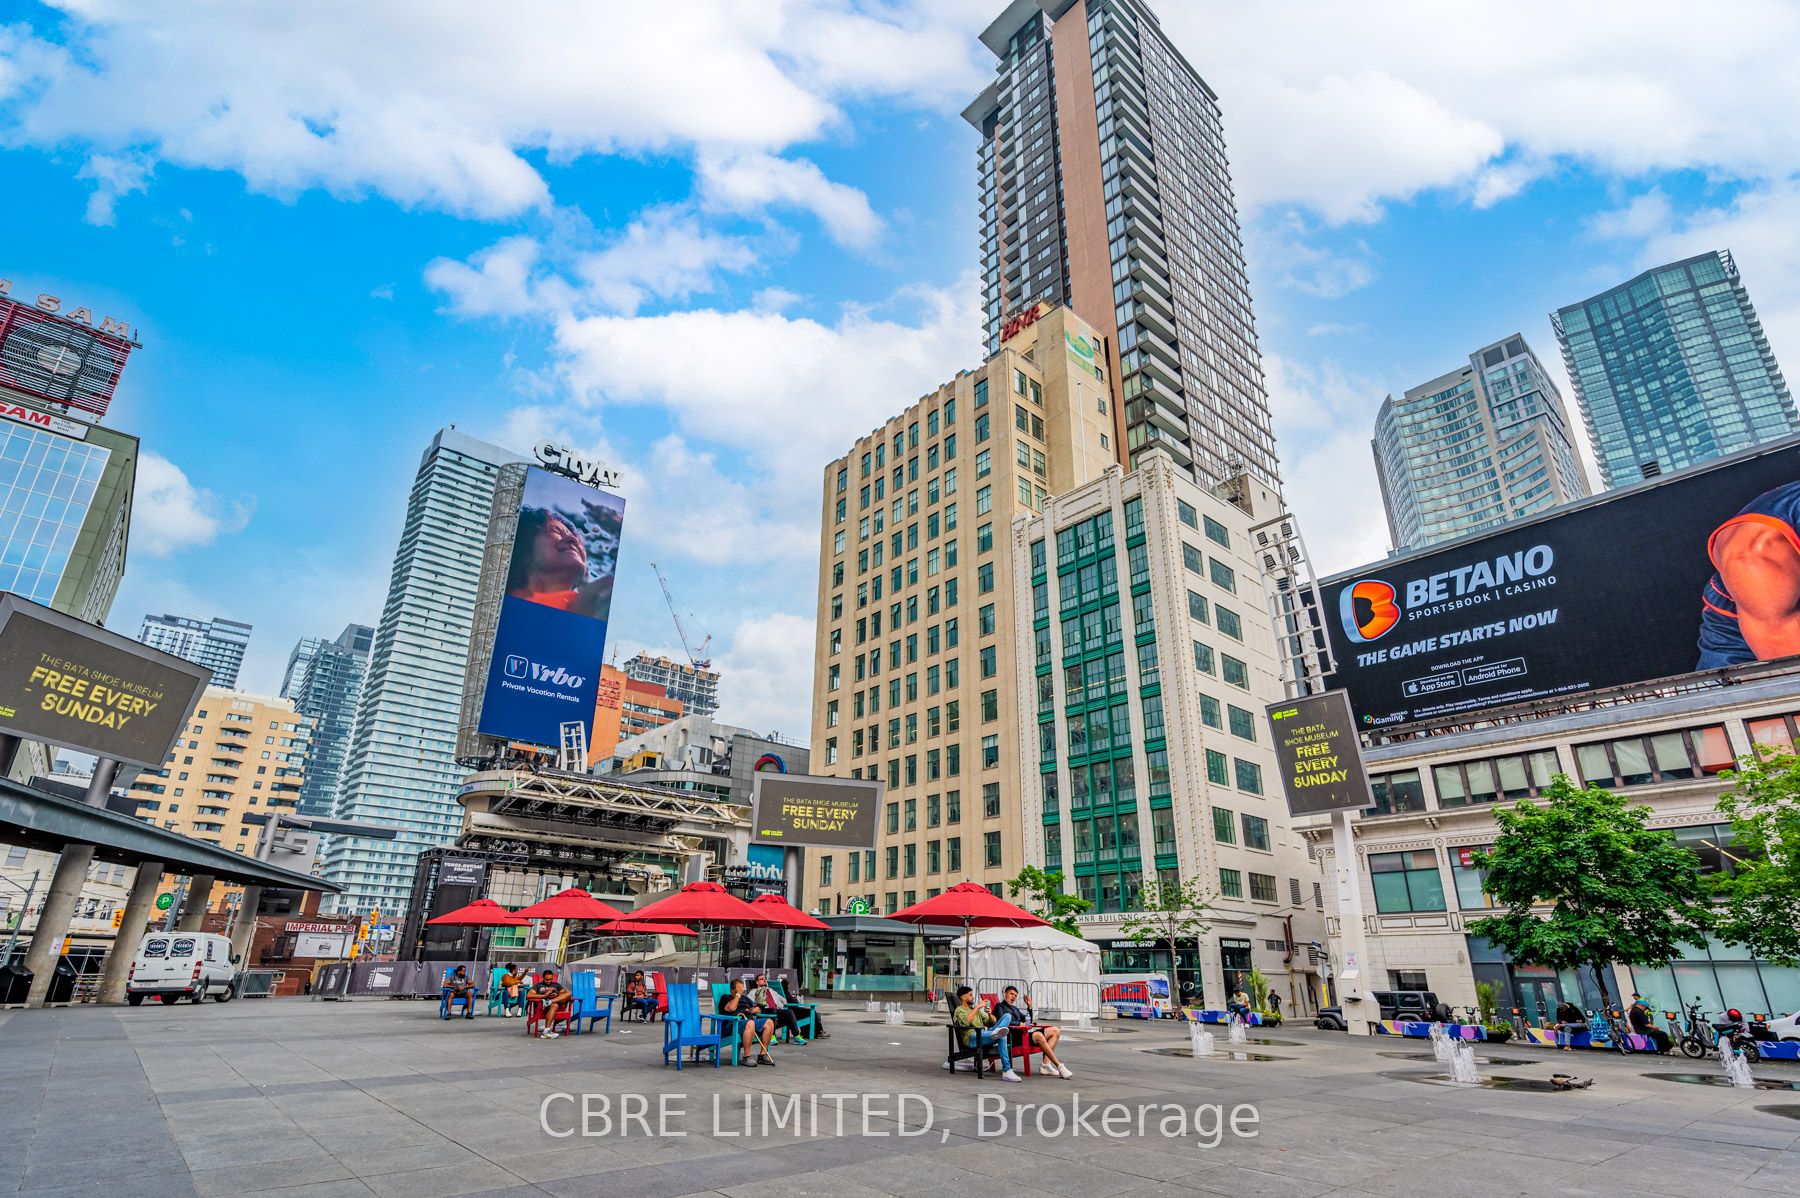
top-left (126, 932), bottom-right (240, 1005)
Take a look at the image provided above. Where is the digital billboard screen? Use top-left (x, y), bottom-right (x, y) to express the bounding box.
top-left (1266, 690), bottom-right (1372, 818)
top-left (1321, 440), bottom-right (1800, 728)
top-left (751, 774), bottom-right (882, 850)
top-left (476, 466), bottom-right (626, 747)
top-left (0, 595), bottom-right (209, 766)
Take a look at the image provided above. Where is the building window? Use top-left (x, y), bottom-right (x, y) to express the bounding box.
top-left (1747, 711), bottom-right (1800, 751)
top-left (979, 646), bottom-right (997, 678)
top-left (1241, 813), bottom-right (1270, 851)
top-left (1199, 693), bottom-right (1222, 728)
top-left (1573, 726), bottom-right (1732, 788)
top-left (1182, 544), bottom-right (1203, 574)
top-left (820, 857), bottom-right (833, 886)
top-left (1222, 655), bottom-right (1249, 689)
top-left (1433, 749), bottom-right (1560, 807)
top-left (1216, 606), bottom-right (1242, 641)
top-left (1227, 705), bottom-right (1255, 741)
top-left (1206, 750), bottom-right (1229, 786)
top-left (1203, 515), bottom-right (1230, 548)
top-left (886, 846), bottom-right (899, 879)
top-left (1369, 769), bottom-right (1426, 815)
top-left (1370, 850), bottom-right (1447, 913)
top-left (1234, 759), bottom-right (1263, 795)
top-left (1212, 806), bottom-right (1235, 844)
top-left (982, 735), bottom-right (999, 768)
top-left (1448, 845), bottom-right (1497, 910)
top-left (1219, 868), bottom-right (1243, 899)
top-left (981, 689), bottom-right (998, 722)
top-left (1176, 500), bottom-right (1198, 529)
top-left (1209, 559), bottom-right (1236, 593)
top-left (1193, 641), bottom-right (1215, 676)
top-left (984, 830), bottom-right (1002, 867)
top-left (1249, 873), bottom-right (1277, 903)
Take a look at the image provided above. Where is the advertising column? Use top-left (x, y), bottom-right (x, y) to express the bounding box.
top-left (1266, 690), bottom-right (1376, 1034)
top-left (476, 467), bottom-right (627, 750)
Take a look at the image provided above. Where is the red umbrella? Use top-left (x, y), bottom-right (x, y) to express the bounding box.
top-left (749, 893), bottom-right (830, 930)
top-left (628, 881), bottom-right (784, 967)
top-left (593, 919), bottom-right (700, 938)
top-left (424, 898), bottom-right (528, 927)
top-left (513, 887), bottom-right (629, 922)
top-left (423, 898), bottom-right (527, 971)
top-left (749, 893), bottom-right (829, 970)
top-left (891, 882), bottom-right (1048, 987)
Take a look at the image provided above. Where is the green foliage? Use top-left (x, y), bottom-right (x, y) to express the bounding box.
top-left (1711, 748), bottom-right (1800, 966)
top-left (1466, 775), bottom-right (1712, 998)
top-left (1474, 980), bottom-right (1500, 1028)
top-left (1244, 967), bottom-right (1269, 1011)
top-left (1004, 866), bottom-right (1090, 937)
top-left (1118, 877), bottom-right (1213, 1008)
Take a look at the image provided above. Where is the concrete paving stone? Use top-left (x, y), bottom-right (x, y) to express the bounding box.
top-left (189, 1153), bottom-right (360, 1196)
top-left (716, 1172), bottom-right (895, 1198)
top-left (234, 1184), bottom-right (378, 1198)
top-left (179, 1134), bottom-right (334, 1171)
top-left (357, 1161), bottom-right (528, 1198)
top-left (329, 1140), bottom-right (486, 1177)
top-left (479, 1142), bottom-right (640, 1182)
top-left (537, 1164), bottom-right (726, 1198)
top-left (18, 1177), bottom-right (200, 1198)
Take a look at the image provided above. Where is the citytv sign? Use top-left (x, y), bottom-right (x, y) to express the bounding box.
top-left (533, 441), bottom-right (621, 490)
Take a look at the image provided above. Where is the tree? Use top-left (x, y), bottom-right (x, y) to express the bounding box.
top-left (1711, 747), bottom-right (1800, 966)
top-left (1467, 776), bottom-right (1712, 1004)
top-left (1004, 866), bottom-right (1090, 937)
top-left (1117, 877), bottom-right (1213, 1009)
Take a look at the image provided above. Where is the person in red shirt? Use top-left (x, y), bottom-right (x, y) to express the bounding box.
top-left (506, 507), bottom-right (613, 619)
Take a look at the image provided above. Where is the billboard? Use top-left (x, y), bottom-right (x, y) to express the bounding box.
top-left (1265, 691), bottom-right (1372, 818)
top-left (476, 466), bottom-right (626, 746)
top-left (750, 774), bottom-right (882, 850)
top-left (0, 594), bottom-right (209, 767)
top-left (1321, 440), bottom-right (1800, 727)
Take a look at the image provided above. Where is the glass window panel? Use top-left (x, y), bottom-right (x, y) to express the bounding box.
top-left (1433, 764), bottom-right (1466, 808)
top-left (1613, 739), bottom-right (1653, 785)
top-left (1575, 743), bottom-right (1613, 786)
top-left (1495, 755), bottom-right (1530, 799)
top-left (1649, 731), bottom-right (1694, 780)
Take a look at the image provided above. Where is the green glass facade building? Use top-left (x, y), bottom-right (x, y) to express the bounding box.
top-left (1554, 250), bottom-right (1796, 488)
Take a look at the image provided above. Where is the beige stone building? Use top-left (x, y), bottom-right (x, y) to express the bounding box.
top-left (1012, 449), bottom-right (1326, 1011)
top-left (125, 687), bottom-right (310, 912)
top-left (805, 303), bottom-right (1116, 922)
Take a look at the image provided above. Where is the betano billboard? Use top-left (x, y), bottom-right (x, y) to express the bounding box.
top-left (476, 466), bottom-right (626, 747)
top-left (0, 594), bottom-right (209, 766)
top-left (1321, 439), bottom-right (1800, 727)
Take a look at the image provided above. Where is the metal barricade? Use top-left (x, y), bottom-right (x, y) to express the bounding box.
top-left (976, 977), bottom-right (1101, 1020)
top-left (236, 969), bottom-right (282, 998)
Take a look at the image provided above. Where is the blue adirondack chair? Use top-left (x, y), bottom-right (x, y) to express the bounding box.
top-left (662, 982), bottom-right (725, 1069)
top-left (486, 966), bottom-right (508, 1016)
top-left (438, 968), bottom-right (479, 1019)
top-left (569, 970), bottom-right (614, 1036)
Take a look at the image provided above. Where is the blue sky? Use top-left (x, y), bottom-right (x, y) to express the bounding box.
top-left (3, 1), bottom-right (1798, 734)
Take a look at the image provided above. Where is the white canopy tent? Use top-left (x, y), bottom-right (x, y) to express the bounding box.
top-left (965, 925), bottom-right (1101, 1018)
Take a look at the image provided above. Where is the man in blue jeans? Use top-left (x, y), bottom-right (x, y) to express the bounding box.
top-left (952, 985), bottom-right (1021, 1082)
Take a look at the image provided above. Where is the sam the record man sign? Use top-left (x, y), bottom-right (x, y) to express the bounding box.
top-left (1265, 690), bottom-right (1373, 819)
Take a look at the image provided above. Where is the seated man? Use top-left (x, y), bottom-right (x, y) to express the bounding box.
top-left (1553, 999), bottom-right (1586, 1051)
top-left (751, 973), bottom-right (816, 1044)
top-left (498, 967), bottom-right (528, 1016)
top-left (1227, 988), bottom-right (1252, 1023)
top-left (994, 985), bottom-right (1070, 1078)
top-left (624, 970), bottom-right (656, 1020)
top-left (529, 970), bottom-right (573, 1039)
top-left (952, 985), bottom-right (1021, 1082)
top-left (1628, 993), bottom-right (1672, 1054)
top-left (719, 978), bottom-right (776, 1067)
top-left (442, 966), bottom-right (477, 1019)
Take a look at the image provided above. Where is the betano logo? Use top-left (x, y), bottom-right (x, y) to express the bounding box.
top-left (502, 654), bottom-right (586, 689)
top-left (1339, 578), bottom-right (1402, 643)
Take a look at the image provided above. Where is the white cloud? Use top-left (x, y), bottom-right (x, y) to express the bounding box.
top-left (697, 150), bottom-right (882, 249)
top-left (575, 208), bottom-right (761, 315)
top-left (0, 1), bottom-right (982, 225)
top-left (131, 451), bottom-right (252, 556)
top-left (75, 152), bottom-right (151, 224)
top-left (712, 611), bottom-right (816, 737)
top-left (1164, 2), bottom-right (1800, 226)
top-left (1587, 189), bottom-right (1676, 242)
top-left (424, 236), bottom-right (566, 318)
top-left (1262, 356), bottom-right (1393, 571)
top-left (1251, 216), bottom-right (1379, 298)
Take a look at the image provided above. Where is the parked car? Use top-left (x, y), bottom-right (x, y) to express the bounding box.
top-left (1315, 1006), bottom-right (1346, 1031)
top-left (126, 932), bottom-right (240, 1005)
top-left (1371, 989), bottom-right (1449, 1022)
top-left (1765, 1008), bottom-right (1800, 1042)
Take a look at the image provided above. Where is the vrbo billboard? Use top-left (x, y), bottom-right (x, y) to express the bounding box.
top-left (476, 465), bottom-right (627, 747)
top-left (1320, 439), bottom-right (1800, 727)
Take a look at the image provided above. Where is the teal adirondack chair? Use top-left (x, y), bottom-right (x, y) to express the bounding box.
top-left (662, 982), bottom-right (725, 1069)
top-left (710, 982), bottom-right (783, 1062)
top-left (569, 970), bottom-right (613, 1035)
top-left (774, 979), bottom-right (819, 1040)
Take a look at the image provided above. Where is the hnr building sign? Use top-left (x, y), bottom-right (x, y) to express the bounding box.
top-left (1265, 690), bottom-right (1373, 819)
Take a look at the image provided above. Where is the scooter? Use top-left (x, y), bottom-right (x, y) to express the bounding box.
top-left (1713, 1008), bottom-right (1764, 1064)
top-left (1676, 998), bottom-right (1715, 1059)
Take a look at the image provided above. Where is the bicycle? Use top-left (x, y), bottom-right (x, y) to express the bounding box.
top-left (1596, 1008), bottom-right (1637, 1054)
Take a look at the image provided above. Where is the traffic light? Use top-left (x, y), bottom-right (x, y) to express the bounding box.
top-left (111, 908), bottom-right (124, 929)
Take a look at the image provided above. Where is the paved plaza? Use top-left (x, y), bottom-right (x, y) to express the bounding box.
top-left (2, 997), bottom-right (1798, 1197)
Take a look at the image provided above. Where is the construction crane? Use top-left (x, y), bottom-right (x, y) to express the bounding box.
top-left (651, 562), bottom-right (713, 670)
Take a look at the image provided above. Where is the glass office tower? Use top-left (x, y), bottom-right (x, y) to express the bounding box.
top-left (1554, 250), bottom-right (1797, 488)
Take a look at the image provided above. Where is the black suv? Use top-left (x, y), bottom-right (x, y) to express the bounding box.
top-left (1372, 989), bottom-right (1449, 1021)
